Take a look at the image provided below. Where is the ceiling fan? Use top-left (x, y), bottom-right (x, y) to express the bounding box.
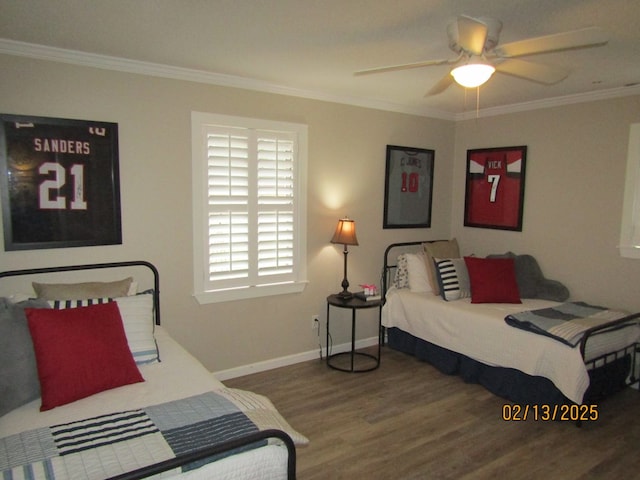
top-left (354, 15), bottom-right (609, 96)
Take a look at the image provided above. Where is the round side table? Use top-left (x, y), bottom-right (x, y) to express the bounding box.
top-left (325, 293), bottom-right (382, 372)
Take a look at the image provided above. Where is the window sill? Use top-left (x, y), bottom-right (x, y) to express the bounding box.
top-left (194, 280), bottom-right (308, 304)
top-left (619, 245), bottom-right (640, 259)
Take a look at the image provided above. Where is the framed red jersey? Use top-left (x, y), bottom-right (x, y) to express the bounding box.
top-left (464, 146), bottom-right (527, 231)
top-left (0, 114), bottom-right (121, 251)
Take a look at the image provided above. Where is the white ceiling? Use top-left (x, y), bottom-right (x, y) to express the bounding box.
top-left (1, 0), bottom-right (639, 119)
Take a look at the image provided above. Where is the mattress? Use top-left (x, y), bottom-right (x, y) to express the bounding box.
top-left (0, 326), bottom-right (306, 479)
top-left (381, 288), bottom-right (640, 404)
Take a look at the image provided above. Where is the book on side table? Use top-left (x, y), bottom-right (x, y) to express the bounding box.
top-left (354, 291), bottom-right (381, 302)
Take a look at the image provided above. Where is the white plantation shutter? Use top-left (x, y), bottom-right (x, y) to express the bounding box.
top-left (207, 128), bottom-right (250, 287)
top-left (257, 135), bottom-right (295, 280)
top-left (192, 112), bottom-right (307, 303)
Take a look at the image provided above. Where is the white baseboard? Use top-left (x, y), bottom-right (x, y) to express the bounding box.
top-left (213, 335), bottom-right (380, 381)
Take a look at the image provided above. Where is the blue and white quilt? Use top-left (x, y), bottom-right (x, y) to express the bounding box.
top-left (505, 301), bottom-right (630, 347)
top-left (0, 390), bottom-right (284, 480)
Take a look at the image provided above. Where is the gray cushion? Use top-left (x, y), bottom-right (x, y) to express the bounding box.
top-left (0, 297), bottom-right (50, 416)
top-left (487, 252), bottom-right (570, 302)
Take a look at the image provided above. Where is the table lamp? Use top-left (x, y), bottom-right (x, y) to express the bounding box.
top-left (330, 217), bottom-right (358, 299)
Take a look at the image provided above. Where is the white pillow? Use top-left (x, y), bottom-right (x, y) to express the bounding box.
top-left (405, 252), bottom-right (432, 293)
top-left (48, 293), bottom-right (158, 365)
top-left (114, 294), bottom-right (158, 365)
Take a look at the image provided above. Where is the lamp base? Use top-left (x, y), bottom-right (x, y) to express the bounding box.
top-left (336, 245), bottom-right (353, 300)
top-left (335, 290), bottom-right (353, 300)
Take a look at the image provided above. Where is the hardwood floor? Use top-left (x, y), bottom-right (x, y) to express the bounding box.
top-left (225, 346), bottom-right (640, 479)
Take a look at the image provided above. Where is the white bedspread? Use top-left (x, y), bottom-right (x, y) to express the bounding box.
top-left (381, 288), bottom-right (640, 404)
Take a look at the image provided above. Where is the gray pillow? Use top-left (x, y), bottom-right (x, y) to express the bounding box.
top-left (0, 297), bottom-right (50, 416)
top-left (32, 277), bottom-right (133, 300)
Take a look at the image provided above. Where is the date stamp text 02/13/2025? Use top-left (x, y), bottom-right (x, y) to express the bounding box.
top-left (502, 404), bottom-right (599, 422)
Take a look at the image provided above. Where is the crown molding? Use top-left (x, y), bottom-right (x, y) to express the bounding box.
top-left (1, 38), bottom-right (638, 122)
top-left (454, 84), bottom-right (640, 121)
top-left (0, 38), bottom-right (455, 120)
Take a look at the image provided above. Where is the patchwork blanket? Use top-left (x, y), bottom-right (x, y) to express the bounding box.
top-left (0, 389), bottom-right (304, 480)
top-left (505, 302), bottom-right (630, 347)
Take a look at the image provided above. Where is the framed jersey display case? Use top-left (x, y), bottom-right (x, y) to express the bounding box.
top-left (383, 144), bottom-right (435, 229)
top-left (0, 114), bottom-right (121, 251)
top-left (464, 145), bottom-right (527, 231)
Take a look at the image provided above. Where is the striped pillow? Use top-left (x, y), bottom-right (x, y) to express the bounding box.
top-left (49, 293), bottom-right (159, 365)
top-left (434, 258), bottom-right (471, 301)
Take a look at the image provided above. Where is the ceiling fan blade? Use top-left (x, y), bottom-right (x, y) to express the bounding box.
top-left (495, 58), bottom-right (570, 84)
top-left (494, 26), bottom-right (608, 58)
top-left (354, 56), bottom-right (457, 76)
top-left (455, 15), bottom-right (488, 55)
top-left (425, 72), bottom-right (454, 96)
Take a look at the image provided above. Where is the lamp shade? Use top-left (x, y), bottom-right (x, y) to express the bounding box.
top-left (330, 218), bottom-right (358, 246)
top-left (451, 62), bottom-right (495, 88)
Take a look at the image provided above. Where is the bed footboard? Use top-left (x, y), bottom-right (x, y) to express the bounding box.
top-left (580, 312), bottom-right (640, 398)
top-left (107, 429), bottom-right (297, 480)
top-left (579, 311), bottom-right (640, 359)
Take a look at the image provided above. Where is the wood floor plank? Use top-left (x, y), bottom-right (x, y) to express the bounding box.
top-left (225, 346), bottom-right (640, 479)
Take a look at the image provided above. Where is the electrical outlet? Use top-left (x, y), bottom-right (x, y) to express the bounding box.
top-left (311, 314), bottom-right (320, 330)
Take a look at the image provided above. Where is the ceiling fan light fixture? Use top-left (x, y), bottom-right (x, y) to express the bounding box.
top-left (451, 62), bottom-right (496, 88)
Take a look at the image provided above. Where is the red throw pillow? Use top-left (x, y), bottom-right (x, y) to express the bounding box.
top-left (26, 302), bottom-right (144, 411)
top-left (464, 256), bottom-right (522, 304)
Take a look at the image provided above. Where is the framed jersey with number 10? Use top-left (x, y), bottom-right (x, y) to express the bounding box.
top-left (383, 145), bottom-right (435, 229)
top-left (464, 146), bottom-right (527, 231)
top-left (0, 114), bottom-right (121, 251)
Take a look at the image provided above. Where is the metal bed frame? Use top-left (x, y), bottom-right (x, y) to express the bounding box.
top-left (381, 241), bottom-right (640, 405)
top-left (0, 261), bottom-right (297, 480)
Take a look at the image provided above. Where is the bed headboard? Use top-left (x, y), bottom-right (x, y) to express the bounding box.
top-left (382, 240), bottom-right (437, 302)
top-left (0, 261), bottom-right (161, 325)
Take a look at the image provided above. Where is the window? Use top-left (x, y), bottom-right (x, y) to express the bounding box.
top-left (192, 112), bottom-right (308, 303)
top-left (619, 123), bottom-right (640, 259)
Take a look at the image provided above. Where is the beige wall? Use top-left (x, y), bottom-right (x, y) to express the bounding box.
top-left (2, 54), bottom-right (639, 372)
top-left (0, 55), bottom-right (454, 372)
top-left (452, 97), bottom-right (640, 312)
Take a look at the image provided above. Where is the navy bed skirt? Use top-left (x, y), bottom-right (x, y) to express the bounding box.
top-left (386, 327), bottom-right (630, 405)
